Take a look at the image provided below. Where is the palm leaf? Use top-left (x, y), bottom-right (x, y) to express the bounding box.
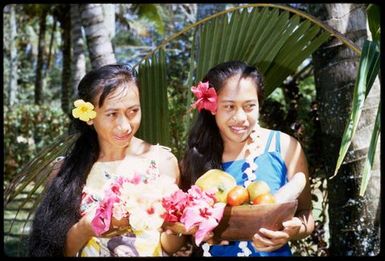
top-left (135, 48), bottom-right (170, 146)
top-left (359, 101), bottom-right (380, 196)
top-left (130, 3), bottom-right (363, 178)
top-left (4, 133), bottom-right (78, 255)
top-left (367, 4), bottom-right (380, 44)
top-left (332, 40), bottom-right (380, 178)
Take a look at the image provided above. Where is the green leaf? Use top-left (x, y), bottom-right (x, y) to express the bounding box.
top-left (332, 40), bottom-right (380, 178)
top-left (195, 7), bottom-right (330, 96)
top-left (136, 48), bottom-right (170, 146)
top-left (135, 4), bottom-right (165, 35)
top-left (367, 4), bottom-right (381, 44)
top-left (359, 102), bottom-right (380, 196)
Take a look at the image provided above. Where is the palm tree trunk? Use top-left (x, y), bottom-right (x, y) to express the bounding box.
top-left (309, 3), bottom-right (380, 255)
top-left (101, 4), bottom-right (115, 40)
top-left (70, 4), bottom-right (86, 98)
top-left (80, 4), bottom-right (116, 69)
top-left (59, 6), bottom-right (72, 114)
top-left (8, 4), bottom-right (18, 106)
top-left (34, 8), bottom-right (47, 105)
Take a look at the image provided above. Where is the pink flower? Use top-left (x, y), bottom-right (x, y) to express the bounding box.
top-left (91, 191), bottom-right (120, 236)
top-left (162, 185), bottom-right (225, 246)
top-left (191, 81), bottom-right (217, 114)
top-left (180, 202), bottom-right (225, 246)
top-left (162, 189), bottom-right (189, 222)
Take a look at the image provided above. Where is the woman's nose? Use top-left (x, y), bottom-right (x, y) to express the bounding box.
top-left (232, 108), bottom-right (247, 122)
top-left (117, 116), bottom-right (132, 133)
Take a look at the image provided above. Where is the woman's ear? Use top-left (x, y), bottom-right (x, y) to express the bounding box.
top-left (87, 120), bottom-right (94, 126)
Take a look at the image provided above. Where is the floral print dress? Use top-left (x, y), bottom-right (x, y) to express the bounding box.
top-left (78, 154), bottom-right (169, 257)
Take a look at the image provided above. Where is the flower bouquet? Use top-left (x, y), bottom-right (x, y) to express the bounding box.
top-left (90, 173), bottom-right (180, 236)
top-left (88, 173), bottom-right (225, 246)
top-left (161, 185), bottom-right (226, 246)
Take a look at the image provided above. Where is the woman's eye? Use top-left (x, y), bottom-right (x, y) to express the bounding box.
top-left (106, 112), bottom-right (117, 117)
top-left (224, 105), bottom-right (234, 111)
top-left (131, 108), bottom-right (139, 114)
top-left (244, 104), bottom-right (256, 111)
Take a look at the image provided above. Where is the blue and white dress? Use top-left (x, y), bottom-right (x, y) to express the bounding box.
top-left (205, 130), bottom-right (292, 256)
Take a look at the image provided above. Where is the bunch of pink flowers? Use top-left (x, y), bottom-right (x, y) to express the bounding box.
top-left (162, 185), bottom-right (226, 246)
top-left (89, 174), bottom-right (225, 246)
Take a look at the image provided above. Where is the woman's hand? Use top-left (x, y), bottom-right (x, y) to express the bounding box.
top-left (251, 217), bottom-right (302, 252)
top-left (162, 221), bottom-right (198, 235)
top-left (198, 231), bottom-right (229, 246)
top-left (162, 222), bottom-right (228, 246)
top-left (101, 216), bottom-right (130, 237)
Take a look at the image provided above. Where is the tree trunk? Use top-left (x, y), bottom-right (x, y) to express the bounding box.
top-left (309, 3), bottom-right (380, 255)
top-left (8, 4), bottom-right (18, 106)
top-left (34, 8), bottom-right (47, 105)
top-left (70, 4), bottom-right (86, 98)
top-left (102, 4), bottom-right (115, 40)
top-left (58, 6), bottom-right (72, 114)
top-left (80, 4), bottom-right (116, 69)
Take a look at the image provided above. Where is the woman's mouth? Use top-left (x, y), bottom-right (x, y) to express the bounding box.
top-left (229, 126), bottom-right (248, 134)
top-left (114, 133), bottom-right (131, 141)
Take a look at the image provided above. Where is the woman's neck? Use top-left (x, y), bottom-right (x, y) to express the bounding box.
top-left (222, 139), bottom-right (248, 162)
top-left (98, 137), bottom-right (143, 162)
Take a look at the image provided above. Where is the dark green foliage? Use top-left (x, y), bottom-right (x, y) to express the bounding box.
top-left (4, 104), bottom-right (70, 181)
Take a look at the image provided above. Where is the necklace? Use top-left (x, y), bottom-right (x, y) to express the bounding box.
top-left (242, 126), bottom-right (262, 188)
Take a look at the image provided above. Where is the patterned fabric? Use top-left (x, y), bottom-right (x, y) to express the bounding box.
top-left (205, 130), bottom-right (292, 256)
top-left (78, 155), bottom-right (164, 257)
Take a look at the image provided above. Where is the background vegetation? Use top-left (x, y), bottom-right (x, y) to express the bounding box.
top-left (3, 3), bottom-right (380, 256)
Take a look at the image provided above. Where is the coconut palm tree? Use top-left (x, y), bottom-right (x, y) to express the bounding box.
top-left (309, 3), bottom-right (380, 255)
top-left (79, 4), bottom-right (116, 69)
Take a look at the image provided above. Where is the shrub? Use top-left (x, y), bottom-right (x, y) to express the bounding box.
top-left (4, 104), bottom-right (70, 182)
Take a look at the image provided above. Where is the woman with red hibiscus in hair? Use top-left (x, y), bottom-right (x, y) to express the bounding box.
top-left (180, 61), bottom-right (314, 256)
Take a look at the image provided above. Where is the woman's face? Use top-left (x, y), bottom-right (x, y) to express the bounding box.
top-left (89, 83), bottom-right (141, 150)
top-left (215, 75), bottom-right (260, 145)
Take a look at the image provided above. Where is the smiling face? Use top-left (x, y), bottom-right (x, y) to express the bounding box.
top-left (215, 74), bottom-right (260, 146)
top-left (88, 83), bottom-right (141, 152)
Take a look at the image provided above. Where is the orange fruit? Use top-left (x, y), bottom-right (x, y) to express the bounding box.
top-left (227, 185), bottom-right (249, 206)
top-left (251, 193), bottom-right (276, 205)
top-left (247, 180), bottom-right (270, 201)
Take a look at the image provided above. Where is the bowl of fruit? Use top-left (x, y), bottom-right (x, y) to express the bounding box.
top-left (195, 169), bottom-right (301, 241)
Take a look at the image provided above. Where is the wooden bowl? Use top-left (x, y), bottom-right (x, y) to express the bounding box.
top-left (213, 200), bottom-right (298, 241)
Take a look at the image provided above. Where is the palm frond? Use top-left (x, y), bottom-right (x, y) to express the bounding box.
top-left (332, 40), bottom-right (380, 178)
top-left (4, 133), bottom-right (79, 255)
top-left (195, 7), bottom-right (331, 96)
top-left (135, 48), bottom-right (170, 146)
top-left (359, 102), bottom-right (381, 196)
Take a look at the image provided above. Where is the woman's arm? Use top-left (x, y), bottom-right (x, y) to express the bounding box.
top-left (157, 147), bottom-right (188, 255)
top-left (251, 133), bottom-right (314, 252)
top-left (64, 214), bottom-right (95, 256)
top-left (281, 133), bottom-right (314, 238)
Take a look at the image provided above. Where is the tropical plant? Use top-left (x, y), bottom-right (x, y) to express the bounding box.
top-left (332, 4), bottom-right (380, 196)
top-left (4, 3), bottom-right (365, 256)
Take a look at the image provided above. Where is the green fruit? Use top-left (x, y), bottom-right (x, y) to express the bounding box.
top-left (247, 180), bottom-right (270, 201)
top-left (195, 169), bottom-right (236, 203)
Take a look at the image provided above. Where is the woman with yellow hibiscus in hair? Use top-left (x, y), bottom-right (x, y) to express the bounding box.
top-left (28, 64), bottom-right (185, 257)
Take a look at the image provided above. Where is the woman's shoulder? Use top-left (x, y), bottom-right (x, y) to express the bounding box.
top-left (142, 141), bottom-right (177, 161)
top-left (261, 128), bottom-right (302, 153)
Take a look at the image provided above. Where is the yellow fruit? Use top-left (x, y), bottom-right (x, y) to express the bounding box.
top-left (247, 180), bottom-right (271, 202)
top-left (195, 169), bottom-right (237, 203)
top-left (252, 193), bottom-right (276, 205)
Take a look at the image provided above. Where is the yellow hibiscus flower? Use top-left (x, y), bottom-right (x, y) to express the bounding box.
top-left (72, 99), bottom-right (97, 122)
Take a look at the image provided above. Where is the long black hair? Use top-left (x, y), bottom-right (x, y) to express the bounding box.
top-left (180, 61), bottom-right (264, 191)
top-left (28, 64), bottom-right (139, 256)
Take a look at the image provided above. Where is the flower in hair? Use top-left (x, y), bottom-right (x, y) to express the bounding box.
top-left (191, 81), bottom-right (217, 114)
top-left (72, 99), bottom-right (97, 122)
